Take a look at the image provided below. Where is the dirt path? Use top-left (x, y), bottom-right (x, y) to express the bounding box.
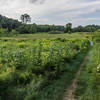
top-left (63, 55), bottom-right (88, 100)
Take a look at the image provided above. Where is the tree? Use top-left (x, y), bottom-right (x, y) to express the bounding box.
top-left (10, 29), bottom-right (19, 36)
top-left (64, 23), bottom-right (72, 33)
top-left (17, 24), bottom-right (37, 34)
top-left (0, 15), bottom-right (21, 31)
top-left (29, 23), bottom-right (37, 33)
top-left (20, 14), bottom-right (31, 24)
top-left (17, 24), bottom-right (28, 34)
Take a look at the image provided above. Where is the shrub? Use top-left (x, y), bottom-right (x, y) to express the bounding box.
top-left (0, 28), bottom-right (9, 36)
top-left (48, 31), bottom-right (63, 34)
top-left (10, 30), bottom-right (19, 36)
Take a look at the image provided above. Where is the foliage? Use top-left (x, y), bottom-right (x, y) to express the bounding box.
top-left (20, 14), bottom-right (31, 24)
top-left (64, 23), bottom-right (72, 33)
top-left (0, 14), bottom-right (100, 35)
top-left (73, 25), bottom-right (100, 32)
top-left (75, 42), bottom-right (100, 100)
top-left (0, 28), bottom-right (9, 36)
top-left (10, 30), bottom-right (19, 36)
top-left (17, 24), bottom-right (37, 34)
top-left (0, 38), bottom-right (89, 100)
top-left (48, 31), bottom-right (63, 34)
top-left (0, 15), bottom-right (21, 31)
top-left (93, 31), bottom-right (100, 42)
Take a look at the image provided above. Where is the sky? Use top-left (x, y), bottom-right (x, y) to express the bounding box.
top-left (0, 0), bottom-right (100, 26)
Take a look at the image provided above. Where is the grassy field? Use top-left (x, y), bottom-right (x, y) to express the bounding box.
top-left (0, 32), bottom-right (91, 40)
top-left (74, 40), bottom-right (100, 99)
top-left (0, 33), bottom-right (90, 100)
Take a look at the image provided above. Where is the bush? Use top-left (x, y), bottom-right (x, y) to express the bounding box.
top-left (0, 38), bottom-right (89, 100)
top-left (48, 31), bottom-right (63, 34)
top-left (0, 28), bottom-right (9, 36)
top-left (10, 30), bottom-right (19, 36)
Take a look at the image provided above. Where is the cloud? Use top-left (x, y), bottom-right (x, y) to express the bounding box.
top-left (30, 0), bottom-right (46, 4)
top-left (0, 0), bottom-right (100, 26)
top-left (30, 0), bottom-right (37, 3)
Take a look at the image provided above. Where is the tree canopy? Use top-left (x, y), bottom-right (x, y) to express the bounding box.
top-left (0, 14), bottom-right (100, 35)
top-left (0, 14), bottom-right (21, 31)
top-left (20, 14), bottom-right (31, 24)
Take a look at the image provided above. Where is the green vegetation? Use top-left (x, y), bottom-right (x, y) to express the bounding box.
top-left (0, 32), bottom-right (90, 40)
top-left (0, 14), bottom-right (21, 31)
top-left (34, 53), bottom-right (87, 100)
top-left (0, 14), bottom-right (100, 36)
top-left (74, 33), bottom-right (100, 100)
top-left (0, 37), bottom-right (89, 100)
top-left (0, 14), bottom-right (100, 100)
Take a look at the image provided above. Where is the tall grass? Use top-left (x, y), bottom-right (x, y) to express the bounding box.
top-left (75, 43), bottom-right (100, 100)
top-left (0, 38), bottom-right (89, 100)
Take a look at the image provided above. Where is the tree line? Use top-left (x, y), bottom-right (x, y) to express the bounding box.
top-left (0, 14), bottom-right (100, 36)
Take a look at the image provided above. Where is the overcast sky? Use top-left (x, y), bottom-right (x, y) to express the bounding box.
top-left (0, 0), bottom-right (100, 26)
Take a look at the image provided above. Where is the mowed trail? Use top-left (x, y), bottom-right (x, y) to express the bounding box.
top-left (63, 55), bottom-right (88, 100)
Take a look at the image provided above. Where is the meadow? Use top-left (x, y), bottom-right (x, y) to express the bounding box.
top-left (0, 32), bottom-right (90, 40)
top-left (74, 33), bottom-right (100, 100)
top-left (0, 5), bottom-right (100, 100)
top-left (0, 33), bottom-right (90, 100)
